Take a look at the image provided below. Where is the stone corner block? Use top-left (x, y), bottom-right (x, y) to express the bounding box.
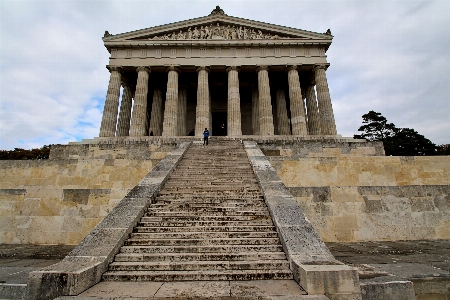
top-left (26, 258), bottom-right (104, 300)
top-left (294, 263), bottom-right (361, 297)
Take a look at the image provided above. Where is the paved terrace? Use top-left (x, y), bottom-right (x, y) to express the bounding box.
top-left (1, 241), bottom-right (449, 299)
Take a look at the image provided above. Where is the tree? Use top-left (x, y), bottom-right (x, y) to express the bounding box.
top-left (353, 111), bottom-right (396, 141)
top-left (384, 128), bottom-right (436, 156)
top-left (436, 144), bottom-right (450, 155)
top-left (0, 145), bottom-right (52, 160)
top-left (354, 111), bottom-right (437, 156)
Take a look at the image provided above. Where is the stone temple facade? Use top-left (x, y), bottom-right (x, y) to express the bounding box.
top-left (99, 6), bottom-right (337, 138)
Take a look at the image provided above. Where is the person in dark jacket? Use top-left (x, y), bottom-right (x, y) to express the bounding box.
top-left (203, 128), bottom-right (210, 145)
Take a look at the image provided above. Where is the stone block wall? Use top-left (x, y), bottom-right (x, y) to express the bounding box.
top-left (0, 141), bottom-right (177, 245)
top-left (260, 141), bottom-right (450, 242)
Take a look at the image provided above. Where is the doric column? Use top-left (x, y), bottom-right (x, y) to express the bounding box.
top-left (313, 64), bottom-right (337, 135)
top-left (195, 66), bottom-right (210, 137)
top-left (162, 66), bottom-right (180, 136)
top-left (251, 85), bottom-right (260, 135)
top-left (116, 82), bottom-right (132, 136)
top-left (256, 66), bottom-right (274, 135)
top-left (226, 66), bottom-right (242, 136)
top-left (149, 88), bottom-right (163, 136)
top-left (177, 86), bottom-right (187, 136)
top-left (305, 81), bottom-right (321, 135)
top-left (129, 66), bottom-right (150, 136)
top-left (276, 88), bottom-right (290, 135)
top-left (99, 66), bottom-right (122, 137)
top-left (287, 65), bottom-right (308, 135)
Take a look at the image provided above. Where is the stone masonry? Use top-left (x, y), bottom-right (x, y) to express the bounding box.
top-left (102, 139), bottom-right (292, 281)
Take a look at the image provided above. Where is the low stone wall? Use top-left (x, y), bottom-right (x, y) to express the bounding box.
top-left (261, 141), bottom-right (450, 242)
top-left (0, 141), bottom-right (178, 245)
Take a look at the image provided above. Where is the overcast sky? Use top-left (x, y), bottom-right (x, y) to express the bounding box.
top-left (0, 0), bottom-right (449, 150)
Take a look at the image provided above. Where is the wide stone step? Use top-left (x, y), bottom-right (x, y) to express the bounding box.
top-left (114, 252), bottom-right (288, 262)
top-left (129, 231), bottom-right (279, 239)
top-left (125, 237), bottom-right (281, 246)
top-left (108, 260), bottom-right (290, 271)
top-left (137, 220), bottom-right (272, 227)
top-left (159, 187), bottom-right (261, 193)
top-left (147, 200), bottom-right (267, 212)
top-left (142, 214), bottom-right (270, 220)
top-left (164, 182), bottom-right (258, 189)
top-left (145, 210), bottom-right (269, 216)
top-left (169, 174), bottom-right (256, 178)
top-left (119, 244), bottom-right (285, 254)
top-left (102, 269), bottom-right (293, 281)
top-left (133, 225), bottom-right (277, 233)
top-left (154, 196), bottom-right (264, 202)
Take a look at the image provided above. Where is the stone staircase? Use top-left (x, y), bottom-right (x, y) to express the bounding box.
top-left (102, 139), bottom-right (293, 281)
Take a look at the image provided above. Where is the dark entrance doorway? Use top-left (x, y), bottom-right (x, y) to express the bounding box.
top-left (212, 112), bottom-right (227, 136)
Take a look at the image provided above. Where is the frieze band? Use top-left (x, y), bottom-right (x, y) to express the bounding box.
top-left (151, 23), bottom-right (289, 40)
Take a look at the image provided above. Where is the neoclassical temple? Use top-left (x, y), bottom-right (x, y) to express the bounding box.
top-left (99, 6), bottom-right (337, 138)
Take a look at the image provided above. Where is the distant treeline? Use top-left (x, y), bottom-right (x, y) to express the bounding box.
top-left (0, 145), bottom-right (52, 160)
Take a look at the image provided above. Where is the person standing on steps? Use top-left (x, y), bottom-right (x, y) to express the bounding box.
top-left (203, 128), bottom-right (210, 145)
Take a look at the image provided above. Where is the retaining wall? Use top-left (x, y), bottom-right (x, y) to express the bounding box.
top-left (0, 141), bottom-right (177, 245)
top-left (259, 141), bottom-right (450, 242)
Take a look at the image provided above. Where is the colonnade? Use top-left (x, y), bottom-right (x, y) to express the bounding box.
top-left (99, 64), bottom-right (337, 138)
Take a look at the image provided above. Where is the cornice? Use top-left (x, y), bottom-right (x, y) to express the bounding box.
top-left (104, 39), bottom-right (332, 49)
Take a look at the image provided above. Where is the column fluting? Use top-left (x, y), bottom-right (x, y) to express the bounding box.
top-left (257, 66), bottom-right (274, 135)
top-left (177, 86), bottom-right (187, 136)
top-left (305, 81), bottom-right (321, 135)
top-left (287, 65), bottom-right (308, 135)
top-left (276, 88), bottom-right (291, 135)
top-left (129, 67), bottom-right (150, 136)
top-left (116, 82), bottom-right (132, 136)
top-left (99, 66), bottom-right (122, 137)
top-left (251, 85), bottom-right (260, 135)
top-left (226, 66), bottom-right (242, 136)
top-left (195, 66), bottom-right (210, 137)
top-left (162, 66), bottom-right (180, 136)
top-left (313, 65), bottom-right (337, 135)
top-left (149, 88), bottom-right (163, 136)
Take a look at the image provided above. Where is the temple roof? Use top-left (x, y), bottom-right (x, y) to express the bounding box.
top-left (102, 6), bottom-right (332, 49)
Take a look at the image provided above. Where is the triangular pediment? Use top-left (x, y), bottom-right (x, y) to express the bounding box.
top-left (103, 7), bottom-right (332, 43)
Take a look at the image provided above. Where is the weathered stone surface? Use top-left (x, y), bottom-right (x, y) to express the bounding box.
top-left (257, 66), bottom-right (274, 136)
top-left (0, 283), bottom-right (26, 299)
top-left (25, 142), bottom-right (190, 299)
top-left (99, 67), bottom-right (122, 137)
top-left (62, 189), bottom-right (91, 205)
top-left (102, 140), bottom-right (293, 283)
top-left (360, 281), bottom-right (416, 300)
top-left (287, 66), bottom-right (307, 135)
top-left (244, 141), bottom-right (360, 298)
top-left (295, 264), bottom-right (360, 296)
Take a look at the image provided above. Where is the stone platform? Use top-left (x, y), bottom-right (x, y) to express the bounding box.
top-left (1, 241), bottom-right (450, 299)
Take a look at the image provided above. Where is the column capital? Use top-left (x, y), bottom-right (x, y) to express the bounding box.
top-left (312, 64), bottom-right (330, 72)
top-left (136, 66), bottom-right (151, 73)
top-left (196, 66), bottom-right (210, 73)
top-left (226, 66), bottom-right (240, 73)
top-left (106, 65), bottom-right (123, 73)
top-left (166, 65), bottom-right (180, 73)
top-left (286, 65), bottom-right (301, 72)
top-left (256, 65), bottom-right (269, 73)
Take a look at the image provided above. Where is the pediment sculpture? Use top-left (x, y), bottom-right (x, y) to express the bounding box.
top-left (150, 23), bottom-right (290, 40)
